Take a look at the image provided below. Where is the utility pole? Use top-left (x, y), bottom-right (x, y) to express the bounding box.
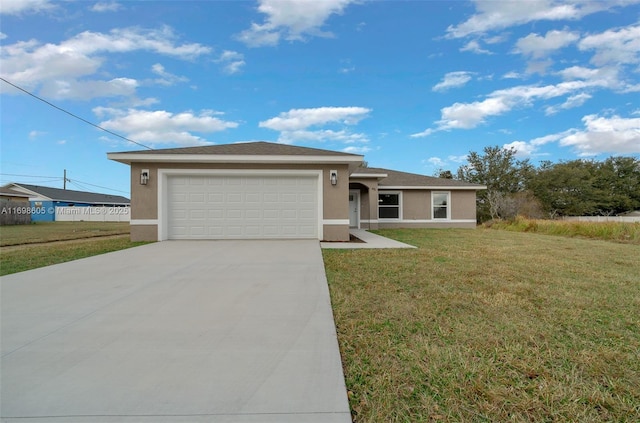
top-left (63, 169), bottom-right (69, 190)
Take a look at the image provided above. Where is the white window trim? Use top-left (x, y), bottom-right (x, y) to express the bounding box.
top-left (431, 191), bottom-right (451, 220)
top-left (378, 190), bottom-right (402, 221)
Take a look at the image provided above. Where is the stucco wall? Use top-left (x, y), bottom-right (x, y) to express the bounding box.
top-left (349, 179), bottom-right (379, 230)
top-left (366, 189), bottom-right (478, 228)
top-left (131, 224), bottom-right (158, 242)
top-left (451, 190), bottom-right (477, 220)
top-left (402, 190), bottom-right (429, 220)
top-left (129, 162), bottom-right (350, 241)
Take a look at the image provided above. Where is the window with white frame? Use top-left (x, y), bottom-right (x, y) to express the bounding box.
top-left (378, 192), bottom-right (401, 219)
top-left (432, 191), bottom-right (450, 220)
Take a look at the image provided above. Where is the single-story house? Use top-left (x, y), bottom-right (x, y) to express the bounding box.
top-left (0, 187), bottom-right (31, 202)
top-left (0, 187), bottom-right (33, 225)
top-left (2, 183), bottom-right (130, 222)
top-left (107, 142), bottom-right (485, 242)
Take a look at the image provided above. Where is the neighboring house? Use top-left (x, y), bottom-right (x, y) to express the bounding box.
top-left (0, 187), bottom-right (31, 202)
top-left (0, 187), bottom-right (33, 225)
top-left (2, 183), bottom-right (130, 222)
top-left (107, 141), bottom-right (485, 242)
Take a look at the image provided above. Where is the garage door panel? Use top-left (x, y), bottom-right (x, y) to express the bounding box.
top-left (168, 174), bottom-right (318, 239)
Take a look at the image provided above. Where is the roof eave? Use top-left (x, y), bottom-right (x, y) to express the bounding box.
top-left (379, 185), bottom-right (487, 190)
top-left (350, 173), bottom-right (389, 179)
top-left (107, 153), bottom-right (364, 166)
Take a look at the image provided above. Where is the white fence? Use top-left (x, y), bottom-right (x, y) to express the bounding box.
top-left (561, 216), bottom-right (640, 223)
top-left (55, 206), bottom-right (130, 222)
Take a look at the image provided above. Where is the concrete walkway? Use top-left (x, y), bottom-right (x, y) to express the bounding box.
top-left (1, 241), bottom-right (351, 422)
top-left (321, 229), bottom-right (416, 249)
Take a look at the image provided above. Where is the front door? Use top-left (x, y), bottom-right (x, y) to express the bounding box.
top-left (349, 190), bottom-right (359, 228)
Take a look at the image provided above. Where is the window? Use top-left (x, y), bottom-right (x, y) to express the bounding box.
top-left (432, 191), bottom-right (450, 220)
top-left (379, 192), bottom-right (400, 219)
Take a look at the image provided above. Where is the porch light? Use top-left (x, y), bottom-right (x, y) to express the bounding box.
top-left (330, 170), bottom-right (338, 186)
top-left (140, 169), bottom-right (150, 185)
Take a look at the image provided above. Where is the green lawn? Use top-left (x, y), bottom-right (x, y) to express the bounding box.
top-left (323, 228), bottom-right (640, 422)
top-left (0, 237), bottom-right (147, 276)
top-left (0, 221), bottom-right (130, 247)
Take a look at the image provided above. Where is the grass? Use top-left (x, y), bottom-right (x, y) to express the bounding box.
top-left (0, 221), bottom-right (130, 247)
top-left (0, 236), bottom-right (147, 276)
top-left (323, 228), bottom-right (640, 422)
top-left (486, 216), bottom-right (640, 244)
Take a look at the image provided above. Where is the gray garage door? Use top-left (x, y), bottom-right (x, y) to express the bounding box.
top-left (167, 174), bottom-right (318, 239)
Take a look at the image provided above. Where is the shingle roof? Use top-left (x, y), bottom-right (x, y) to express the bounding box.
top-left (351, 167), bottom-right (485, 188)
top-left (112, 141), bottom-right (361, 157)
top-left (9, 184), bottom-right (130, 205)
top-left (0, 187), bottom-right (31, 197)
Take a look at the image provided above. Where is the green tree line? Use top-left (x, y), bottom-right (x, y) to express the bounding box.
top-left (445, 146), bottom-right (640, 222)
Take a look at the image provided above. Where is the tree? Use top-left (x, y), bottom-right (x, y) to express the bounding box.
top-left (528, 157), bottom-right (640, 217)
top-left (456, 146), bottom-right (532, 221)
top-left (435, 169), bottom-right (454, 179)
top-left (528, 160), bottom-right (599, 217)
top-left (594, 157), bottom-right (640, 215)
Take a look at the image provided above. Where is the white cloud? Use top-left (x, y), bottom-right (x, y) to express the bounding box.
top-left (515, 29), bottom-right (579, 58)
top-left (579, 23), bottom-right (640, 66)
top-left (94, 108), bottom-right (239, 146)
top-left (410, 128), bottom-right (435, 138)
top-left (28, 130), bottom-right (46, 139)
top-left (503, 140), bottom-right (538, 157)
top-left (273, 129), bottom-right (369, 144)
top-left (215, 50), bottom-right (245, 74)
top-left (0, 0), bottom-right (54, 15)
top-left (460, 40), bottom-right (492, 54)
top-left (339, 59), bottom-right (355, 74)
top-left (412, 77), bottom-right (618, 136)
top-left (545, 92), bottom-right (592, 115)
top-left (446, 0), bottom-right (639, 38)
top-left (525, 59), bottom-right (554, 75)
top-left (0, 33), bottom-right (7, 40)
top-left (237, 0), bottom-right (358, 47)
top-left (90, 1), bottom-right (122, 12)
top-left (150, 63), bottom-right (188, 86)
top-left (424, 154), bottom-right (468, 168)
top-left (559, 114), bottom-right (640, 155)
top-left (0, 26), bottom-right (211, 100)
top-left (426, 157), bottom-right (446, 167)
top-left (432, 71), bottom-right (474, 92)
top-left (448, 154), bottom-right (469, 163)
top-left (260, 106), bottom-right (371, 131)
top-left (343, 146), bottom-right (370, 154)
top-left (504, 114), bottom-right (640, 157)
top-left (259, 106), bottom-right (371, 144)
top-left (39, 77), bottom-right (138, 100)
top-left (502, 71), bottom-right (524, 79)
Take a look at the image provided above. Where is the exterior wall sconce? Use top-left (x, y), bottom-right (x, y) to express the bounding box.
top-left (330, 170), bottom-right (338, 186)
top-left (140, 169), bottom-right (150, 185)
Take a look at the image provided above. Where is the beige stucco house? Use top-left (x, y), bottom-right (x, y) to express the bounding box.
top-left (108, 142), bottom-right (485, 242)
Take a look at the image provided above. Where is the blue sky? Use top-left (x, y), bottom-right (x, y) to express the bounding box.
top-left (1, 0), bottom-right (639, 197)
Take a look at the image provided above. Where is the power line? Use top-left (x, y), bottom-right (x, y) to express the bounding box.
top-left (70, 179), bottom-right (129, 195)
top-left (1, 173), bottom-right (128, 194)
top-left (0, 77), bottom-right (153, 151)
top-left (0, 173), bottom-right (62, 178)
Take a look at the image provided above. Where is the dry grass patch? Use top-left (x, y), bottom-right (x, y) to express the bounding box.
top-left (0, 221), bottom-right (130, 247)
top-left (487, 216), bottom-right (640, 244)
top-left (323, 229), bottom-right (640, 422)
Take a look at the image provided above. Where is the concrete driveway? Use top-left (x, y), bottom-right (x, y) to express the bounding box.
top-left (1, 241), bottom-right (351, 422)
